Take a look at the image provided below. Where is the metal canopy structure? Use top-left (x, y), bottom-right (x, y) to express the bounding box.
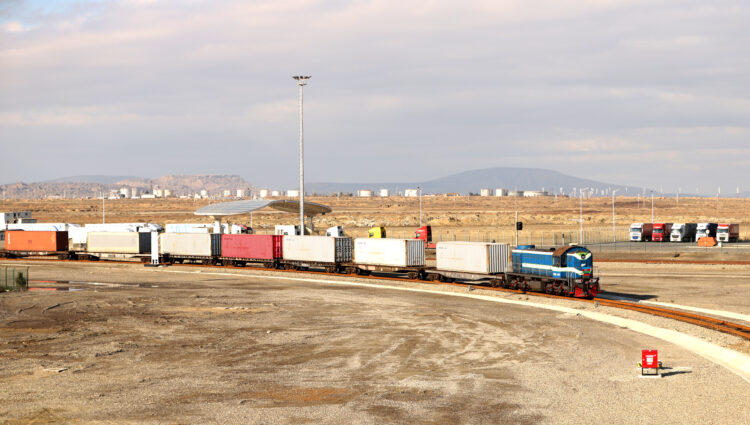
top-left (194, 199), bottom-right (331, 217)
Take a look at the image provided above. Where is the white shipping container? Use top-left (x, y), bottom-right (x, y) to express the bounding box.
top-left (87, 232), bottom-right (150, 254)
top-left (3, 223), bottom-right (72, 232)
top-left (160, 233), bottom-right (214, 256)
top-left (436, 242), bottom-right (509, 274)
top-left (354, 238), bottom-right (424, 267)
top-left (84, 223), bottom-right (160, 233)
top-left (282, 236), bottom-right (352, 263)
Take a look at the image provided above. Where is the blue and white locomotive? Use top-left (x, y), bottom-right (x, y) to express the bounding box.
top-left (508, 245), bottom-right (598, 298)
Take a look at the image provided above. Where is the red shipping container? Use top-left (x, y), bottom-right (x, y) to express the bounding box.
top-left (5, 231), bottom-right (69, 252)
top-left (221, 234), bottom-right (282, 260)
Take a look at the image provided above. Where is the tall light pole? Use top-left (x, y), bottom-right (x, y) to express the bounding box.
top-left (579, 190), bottom-right (583, 244)
top-left (418, 186), bottom-right (422, 226)
top-left (292, 75), bottom-right (310, 234)
top-left (611, 189), bottom-right (618, 242)
top-left (651, 191), bottom-right (654, 223)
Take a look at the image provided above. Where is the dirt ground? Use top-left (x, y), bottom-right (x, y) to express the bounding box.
top-left (1, 196), bottom-right (748, 243)
top-left (597, 262), bottom-right (750, 314)
top-left (0, 261), bottom-right (748, 424)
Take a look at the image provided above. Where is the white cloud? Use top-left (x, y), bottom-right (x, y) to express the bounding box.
top-left (2, 21), bottom-right (26, 33)
top-left (0, 0), bottom-right (748, 191)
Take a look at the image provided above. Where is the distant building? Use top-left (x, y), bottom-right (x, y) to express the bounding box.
top-left (286, 189), bottom-right (299, 197)
top-left (523, 190), bottom-right (550, 197)
top-left (141, 194), bottom-right (156, 199)
top-left (223, 190), bottom-right (231, 197)
top-left (1, 211), bottom-right (31, 224)
top-left (153, 188), bottom-right (164, 197)
top-left (378, 188), bottom-right (390, 197)
top-left (163, 189), bottom-right (171, 197)
top-left (404, 189), bottom-right (419, 197)
top-left (236, 189), bottom-right (245, 198)
top-left (119, 187), bottom-right (130, 198)
top-left (480, 188), bottom-right (491, 197)
top-left (200, 189), bottom-right (208, 198)
top-left (494, 188), bottom-right (508, 197)
top-left (258, 189), bottom-right (269, 198)
top-left (357, 189), bottom-right (373, 197)
top-left (270, 190), bottom-right (281, 197)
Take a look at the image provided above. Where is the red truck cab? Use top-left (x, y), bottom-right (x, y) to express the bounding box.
top-left (415, 226), bottom-right (436, 249)
top-left (717, 224), bottom-right (740, 242)
top-left (652, 223), bottom-right (673, 242)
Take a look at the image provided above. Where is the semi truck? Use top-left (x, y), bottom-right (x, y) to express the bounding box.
top-left (275, 225), bottom-right (302, 236)
top-left (651, 223), bottom-right (673, 242)
top-left (414, 225), bottom-right (437, 249)
top-left (670, 223), bottom-right (697, 242)
top-left (629, 223), bottom-right (653, 241)
top-left (696, 223), bottom-right (718, 239)
top-left (717, 224), bottom-right (740, 242)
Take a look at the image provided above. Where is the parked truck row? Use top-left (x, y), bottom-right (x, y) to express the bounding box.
top-left (629, 222), bottom-right (740, 242)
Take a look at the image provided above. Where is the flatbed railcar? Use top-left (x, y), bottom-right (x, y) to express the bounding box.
top-left (0, 230), bottom-right (600, 298)
top-left (218, 234), bottom-right (283, 268)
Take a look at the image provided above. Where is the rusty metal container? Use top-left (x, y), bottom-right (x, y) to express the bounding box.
top-left (5, 230), bottom-right (68, 252)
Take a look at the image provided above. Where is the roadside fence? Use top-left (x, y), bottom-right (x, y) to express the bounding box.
top-left (0, 266), bottom-right (29, 292)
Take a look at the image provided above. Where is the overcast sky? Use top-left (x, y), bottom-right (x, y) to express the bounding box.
top-left (1, 0), bottom-right (748, 193)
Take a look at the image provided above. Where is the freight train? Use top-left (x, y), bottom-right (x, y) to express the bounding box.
top-left (0, 230), bottom-right (600, 298)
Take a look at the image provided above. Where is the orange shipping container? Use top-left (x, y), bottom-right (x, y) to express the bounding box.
top-left (5, 231), bottom-right (69, 252)
top-left (697, 237), bottom-right (717, 247)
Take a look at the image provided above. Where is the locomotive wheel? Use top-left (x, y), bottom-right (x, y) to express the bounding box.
top-left (426, 273), bottom-right (439, 282)
top-left (407, 272), bottom-right (419, 280)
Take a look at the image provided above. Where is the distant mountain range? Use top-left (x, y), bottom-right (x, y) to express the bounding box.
top-left (44, 175), bottom-right (142, 185)
top-left (307, 167), bottom-right (646, 196)
top-left (0, 175), bottom-right (252, 199)
top-left (2, 168), bottom-right (740, 199)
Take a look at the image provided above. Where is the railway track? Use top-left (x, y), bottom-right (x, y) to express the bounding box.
top-left (2, 256), bottom-right (750, 341)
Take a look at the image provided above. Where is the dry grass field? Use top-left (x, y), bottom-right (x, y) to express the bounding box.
top-left (2, 196), bottom-right (748, 242)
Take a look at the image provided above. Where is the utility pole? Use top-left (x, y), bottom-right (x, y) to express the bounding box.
top-left (101, 192), bottom-right (105, 224)
top-left (717, 186), bottom-right (720, 210)
top-left (292, 75), bottom-right (311, 234)
top-left (611, 189), bottom-right (618, 242)
top-left (515, 210), bottom-right (519, 246)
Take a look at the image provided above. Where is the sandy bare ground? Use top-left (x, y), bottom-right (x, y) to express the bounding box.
top-left (0, 262), bottom-right (748, 424)
top-left (597, 262), bottom-right (750, 315)
top-left (1, 196), bottom-right (748, 242)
